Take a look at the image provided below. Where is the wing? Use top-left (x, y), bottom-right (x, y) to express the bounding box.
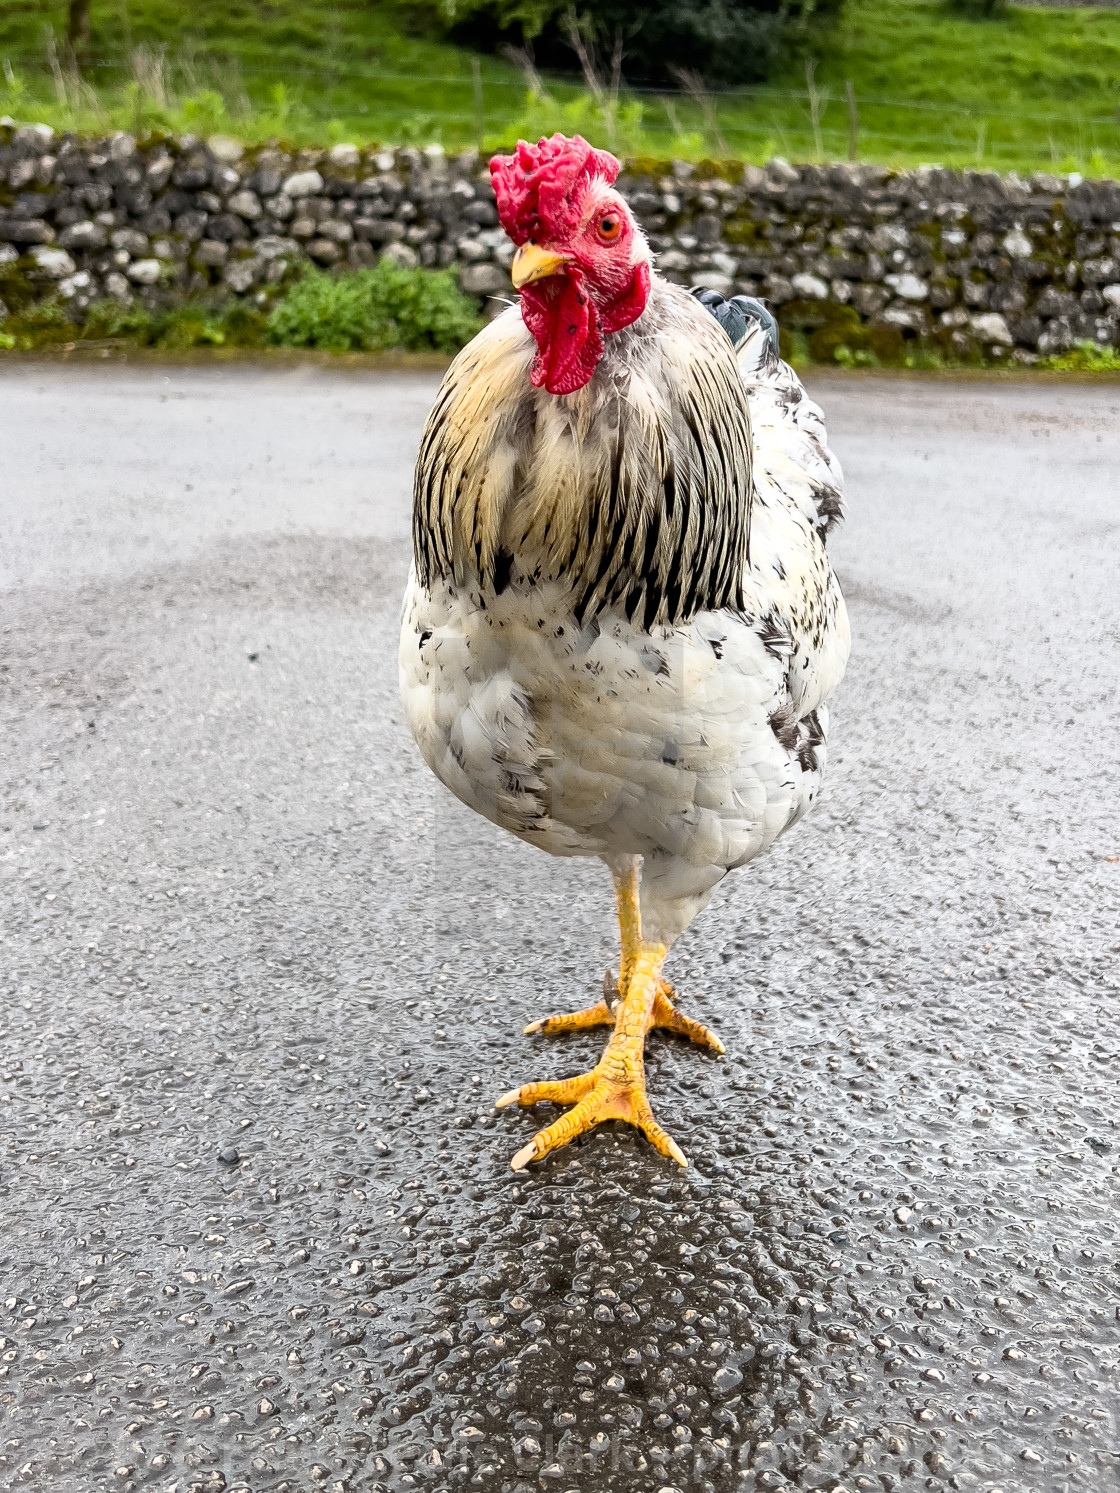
top-left (689, 288), bottom-right (845, 541)
top-left (689, 287), bottom-right (851, 723)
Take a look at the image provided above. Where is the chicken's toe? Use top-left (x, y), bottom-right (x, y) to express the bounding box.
top-left (523, 997), bottom-right (614, 1036)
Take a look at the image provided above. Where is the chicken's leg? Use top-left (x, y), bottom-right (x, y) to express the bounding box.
top-left (497, 861), bottom-right (722, 1170)
top-left (498, 940), bottom-right (685, 1169)
top-left (522, 858), bottom-right (723, 1052)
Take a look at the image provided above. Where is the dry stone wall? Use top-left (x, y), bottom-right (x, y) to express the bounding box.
top-left (3, 122), bottom-right (1120, 360)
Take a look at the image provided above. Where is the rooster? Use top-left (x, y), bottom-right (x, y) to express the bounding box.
top-left (400, 134), bottom-right (850, 1171)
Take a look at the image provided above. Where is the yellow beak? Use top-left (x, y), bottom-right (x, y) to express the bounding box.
top-left (511, 242), bottom-right (571, 289)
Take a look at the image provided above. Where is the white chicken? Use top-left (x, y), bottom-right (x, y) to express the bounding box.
top-left (399, 134), bottom-right (850, 1171)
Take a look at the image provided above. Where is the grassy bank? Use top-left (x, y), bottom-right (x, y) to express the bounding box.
top-left (2, 1), bottom-right (1120, 174)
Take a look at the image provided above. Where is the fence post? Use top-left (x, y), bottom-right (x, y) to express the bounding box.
top-left (846, 79), bottom-right (859, 162)
top-left (471, 57), bottom-right (484, 151)
top-left (806, 57), bottom-right (825, 161)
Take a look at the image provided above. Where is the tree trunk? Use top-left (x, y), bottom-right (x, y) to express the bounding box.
top-left (68, 0), bottom-right (92, 52)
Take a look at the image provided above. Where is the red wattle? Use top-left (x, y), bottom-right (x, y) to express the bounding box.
top-left (520, 263), bottom-right (650, 396)
top-left (600, 261), bottom-right (652, 335)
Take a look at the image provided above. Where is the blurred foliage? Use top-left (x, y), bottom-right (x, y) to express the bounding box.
top-left (1037, 340), bottom-right (1120, 372)
top-left (265, 262), bottom-right (484, 353)
top-left (946, 0), bottom-right (1007, 16)
top-left (429, 0), bottom-right (843, 85)
top-left (80, 298), bottom-right (269, 347)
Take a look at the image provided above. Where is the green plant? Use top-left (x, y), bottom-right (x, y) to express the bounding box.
top-left (265, 262), bottom-right (484, 354)
top-left (0, 293), bottom-right (77, 349)
top-left (79, 297), bottom-right (268, 348)
top-left (832, 343), bottom-right (879, 368)
top-left (1037, 340), bottom-right (1120, 373)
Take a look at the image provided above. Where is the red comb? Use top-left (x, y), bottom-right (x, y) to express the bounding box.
top-left (490, 134), bottom-right (621, 246)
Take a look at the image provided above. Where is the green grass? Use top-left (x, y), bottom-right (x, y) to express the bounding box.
top-left (2, 1), bottom-right (1120, 173)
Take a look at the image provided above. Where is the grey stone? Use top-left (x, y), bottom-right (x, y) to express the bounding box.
top-left (656, 250), bottom-right (690, 273)
top-left (284, 169), bottom-right (324, 199)
top-left (970, 311), bottom-right (1013, 345)
top-left (308, 238), bottom-right (344, 265)
top-left (0, 218), bottom-right (53, 244)
top-left (382, 241), bottom-right (420, 270)
top-left (127, 258), bottom-right (163, 285)
top-left (227, 190), bottom-right (262, 220)
top-left (792, 271), bottom-right (830, 300)
top-left (870, 222), bottom-right (910, 253)
top-left (327, 143), bottom-right (361, 170)
top-left (13, 122), bottom-right (54, 147)
top-left (173, 211), bottom-right (208, 242)
top-left (459, 261), bottom-right (506, 294)
top-left (851, 283), bottom-right (890, 316)
top-left (221, 257), bottom-right (257, 290)
top-left (1036, 285), bottom-right (1077, 319)
top-left (1038, 315), bottom-right (1075, 353)
top-left (194, 239), bottom-right (229, 266)
top-left (880, 303), bottom-right (928, 331)
top-left (253, 235), bottom-right (300, 261)
top-left (207, 134), bottom-right (244, 164)
top-left (691, 271), bottom-right (733, 295)
top-left (146, 153), bottom-right (174, 191)
top-left (764, 274), bottom-right (795, 304)
top-left (262, 192), bottom-right (294, 220)
top-left (884, 272), bottom-right (928, 302)
top-left (356, 218), bottom-right (405, 245)
top-left (766, 157), bottom-right (798, 184)
top-left (109, 131), bottom-right (136, 162)
top-left (250, 169), bottom-right (283, 198)
top-left (1082, 257), bottom-right (1118, 285)
top-left (29, 245), bottom-right (76, 278)
top-left (111, 227), bottom-right (149, 255)
top-left (58, 220), bottom-right (108, 251)
top-left (316, 219), bottom-right (353, 244)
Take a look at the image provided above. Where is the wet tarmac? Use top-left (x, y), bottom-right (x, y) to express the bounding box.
top-left (2, 364), bottom-right (1119, 1493)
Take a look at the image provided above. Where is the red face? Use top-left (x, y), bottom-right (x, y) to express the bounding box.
top-left (490, 135), bottom-right (653, 396)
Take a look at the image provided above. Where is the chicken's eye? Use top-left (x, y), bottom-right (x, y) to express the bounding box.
top-left (597, 214), bottom-right (622, 243)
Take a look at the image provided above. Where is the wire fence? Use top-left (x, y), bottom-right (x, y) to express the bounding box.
top-left (5, 53), bottom-right (1120, 128)
top-left (4, 49), bottom-right (1119, 170)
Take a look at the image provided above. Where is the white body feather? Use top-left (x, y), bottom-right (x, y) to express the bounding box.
top-left (399, 302), bottom-right (850, 946)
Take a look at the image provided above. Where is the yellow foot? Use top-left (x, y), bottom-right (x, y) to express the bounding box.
top-left (524, 972), bottom-right (723, 1054)
top-left (496, 1065), bottom-right (687, 1172)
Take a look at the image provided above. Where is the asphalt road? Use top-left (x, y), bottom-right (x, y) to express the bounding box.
top-left (2, 362), bottom-right (1119, 1493)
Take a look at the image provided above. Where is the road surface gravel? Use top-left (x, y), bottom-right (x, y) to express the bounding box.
top-left (1, 363), bottom-right (1118, 1493)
